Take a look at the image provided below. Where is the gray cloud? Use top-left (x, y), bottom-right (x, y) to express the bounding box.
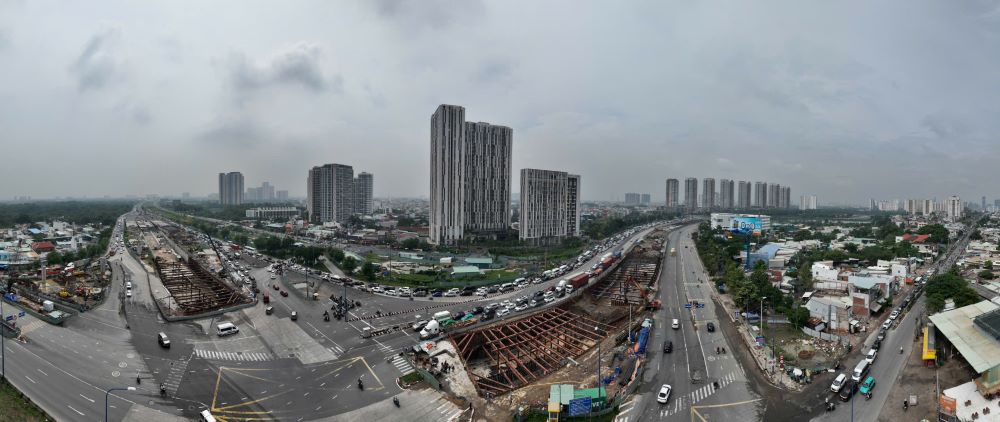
top-left (197, 116), bottom-right (268, 149)
top-left (70, 27), bottom-right (124, 92)
top-left (370, 0), bottom-right (485, 31)
top-left (228, 42), bottom-right (339, 94)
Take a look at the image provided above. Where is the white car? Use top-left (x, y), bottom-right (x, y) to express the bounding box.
top-left (371, 286), bottom-right (384, 294)
top-left (889, 310), bottom-right (900, 320)
top-left (656, 384), bottom-right (672, 404)
top-left (672, 319), bottom-right (680, 329)
top-left (514, 304), bottom-right (528, 312)
top-left (125, 288), bottom-right (132, 298)
top-left (496, 308), bottom-right (510, 318)
top-left (444, 289), bottom-right (459, 297)
top-left (544, 296), bottom-right (555, 303)
top-left (881, 320), bottom-right (892, 330)
top-left (866, 348), bottom-right (877, 364)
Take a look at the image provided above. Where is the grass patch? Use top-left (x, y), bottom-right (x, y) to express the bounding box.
top-left (399, 372), bottom-right (422, 384)
top-left (0, 378), bottom-right (50, 422)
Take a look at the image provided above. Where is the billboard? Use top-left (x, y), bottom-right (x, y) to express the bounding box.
top-left (730, 216), bottom-right (763, 235)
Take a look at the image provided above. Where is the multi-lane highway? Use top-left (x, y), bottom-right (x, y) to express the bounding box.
top-left (620, 224), bottom-right (760, 422)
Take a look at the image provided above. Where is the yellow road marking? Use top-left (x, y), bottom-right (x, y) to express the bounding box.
top-left (211, 366), bottom-right (225, 409)
top-left (213, 390), bottom-right (291, 411)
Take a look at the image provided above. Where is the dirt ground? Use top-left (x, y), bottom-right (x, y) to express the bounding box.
top-left (877, 335), bottom-right (975, 422)
top-left (768, 324), bottom-right (845, 370)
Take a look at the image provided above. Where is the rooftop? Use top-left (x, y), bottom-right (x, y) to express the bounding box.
top-left (929, 300), bottom-right (1000, 373)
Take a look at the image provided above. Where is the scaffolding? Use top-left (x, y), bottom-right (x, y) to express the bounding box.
top-left (450, 307), bottom-right (615, 397)
top-left (589, 250), bottom-right (660, 306)
top-left (154, 257), bottom-right (246, 315)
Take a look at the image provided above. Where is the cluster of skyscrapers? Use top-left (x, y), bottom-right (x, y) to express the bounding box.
top-left (871, 196), bottom-right (963, 220)
top-left (217, 172), bottom-right (289, 205)
top-left (665, 178), bottom-right (792, 211)
top-left (306, 164), bottom-right (374, 223)
top-left (623, 193), bottom-right (651, 205)
top-left (428, 104), bottom-right (580, 245)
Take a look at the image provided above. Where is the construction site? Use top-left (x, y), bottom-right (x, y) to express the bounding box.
top-left (130, 219), bottom-right (250, 317)
top-left (446, 227), bottom-right (669, 418)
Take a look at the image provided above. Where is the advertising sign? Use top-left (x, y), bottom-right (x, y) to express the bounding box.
top-left (568, 397), bottom-right (592, 417)
top-left (939, 394), bottom-right (957, 414)
top-left (730, 217), bottom-right (763, 235)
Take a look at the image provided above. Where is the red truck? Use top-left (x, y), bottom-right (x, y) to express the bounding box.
top-left (601, 256), bottom-right (615, 269)
top-left (569, 273), bottom-right (590, 289)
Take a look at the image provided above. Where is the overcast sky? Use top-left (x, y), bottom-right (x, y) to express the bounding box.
top-left (2, 1), bottom-right (999, 205)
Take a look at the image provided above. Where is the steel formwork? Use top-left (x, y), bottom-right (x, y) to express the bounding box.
top-left (450, 307), bottom-right (615, 396)
top-left (153, 258), bottom-right (245, 315)
top-left (590, 250), bottom-right (660, 306)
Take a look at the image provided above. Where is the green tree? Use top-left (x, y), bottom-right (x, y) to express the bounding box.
top-left (844, 243), bottom-right (859, 254)
top-left (400, 238), bottom-right (421, 250)
top-left (788, 306), bottom-right (810, 329)
top-left (979, 270), bottom-right (995, 280)
top-left (986, 260), bottom-right (994, 270)
top-left (360, 261), bottom-right (379, 281)
top-left (328, 248), bottom-right (345, 263)
top-left (917, 224), bottom-right (950, 243)
top-left (341, 256), bottom-right (358, 274)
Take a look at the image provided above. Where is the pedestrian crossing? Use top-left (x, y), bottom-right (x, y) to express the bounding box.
top-left (162, 359), bottom-right (188, 395)
top-left (194, 349), bottom-right (273, 362)
top-left (614, 396), bottom-right (637, 422)
top-left (328, 345), bottom-right (345, 359)
top-left (390, 355), bottom-right (414, 374)
top-left (659, 371), bottom-right (740, 417)
top-left (17, 319), bottom-right (46, 336)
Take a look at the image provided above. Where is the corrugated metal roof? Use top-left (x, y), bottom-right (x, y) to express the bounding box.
top-left (450, 265), bottom-right (483, 274)
top-left (929, 300), bottom-right (1000, 373)
top-left (848, 276), bottom-right (878, 290)
top-left (464, 257), bottom-right (493, 264)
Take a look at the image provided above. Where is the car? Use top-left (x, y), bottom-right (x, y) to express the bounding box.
top-left (663, 341), bottom-right (673, 353)
top-left (858, 376), bottom-right (876, 396)
top-left (514, 304), bottom-right (528, 312)
top-left (889, 310), bottom-right (900, 320)
top-left (280, 290), bottom-right (288, 297)
top-left (476, 288), bottom-right (488, 296)
top-left (530, 299), bottom-right (542, 307)
top-left (881, 320), bottom-right (892, 330)
top-left (706, 322), bottom-right (715, 332)
top-left (838, 379), bottom-right (857, 401)
top-left (487, 286), bottom-right (499, 294)
top-left (480, 312), bottom-right (494, 321)
top-left (125, 281), bottom-right (133, 289)
top-left (445, 288), bottom-right (459, 297)
top-left (273, 284), bottom-right (280, 291)
top-left (534, 291), bottom-right (545, 298)
top-left (413, 289), bottom-right (428, 297)
top-left (496, 308), bottom-right (510, 318)
top-left (290, 311), bottom-right (298, 321)
top-left (672, 319), bottom-right (680, 329)
top-left (871, 338), bottom-right (882, 351)
top-left (877, 329), bottom-right (887, 342)
top-left (157, 332), bottom-right (171, 348)
top-left (656, 384), bottom-right (672, 404)
top-left (431, 290), bottom-right (443, 297)
top-left (270, 274), bottom-right (276, 279)
top-left (544, 296), bottom-right (555, 303)
top-left (865, 349), bottom-right (877, 364)
top-left (265, 306), bottom-right (274, 315)
top-left (486, 302), bottom-right (501, 311)
top-left (830, 373), bottom-right (847, 393)
top-left (125, 288), bottom-right (132, 298)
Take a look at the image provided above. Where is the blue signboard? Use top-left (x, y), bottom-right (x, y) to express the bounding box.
top-left (568, 397), bottom-right (592, 417)
top-left (18, 311), bottom-right (25, 317)
top-left (730, 217), bottom-right (763, 234)
top-left (696, 303), bottom-right (705, 309)
top-left (755, 336), bottom-right (765, 346)
top-left (684, 303), bottom-right (692, 309)
top-left (4, 315), bottom-right (12, 322)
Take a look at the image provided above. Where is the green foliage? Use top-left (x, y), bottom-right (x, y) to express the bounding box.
top-left (328, 248), bottom-right (345, 263)
top-left (582, 211), bottom-right (676, 239)
top-left (360, 261), bottom-right (379, 281)
top-left (163, 201), bottom-right (300, 222)
top-left (925, 271), bottom-right (981, 313)
top-left (978, 270), bottom-right (995, 280)
top-left (917, 224), bottom-right (950, 243)
top-left (787, 306), bottom-right (810, 328)
top-left (986, 260), bottom-right (994, 270)
top-left (341, 256), bottom-right (358, 274)
top-left (252, 235), bottom-right (327, 266)
top-left (399, 238), bottom-right (430, 250)
top-left (0, 201), bottom-right (132, 227)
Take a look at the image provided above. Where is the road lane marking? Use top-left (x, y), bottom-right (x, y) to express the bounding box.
top-left (67, 405), bottom-right (84, 416)
top-left (79, 394), bottom-right (95, 403)
top-left (25, 375), bottom-right (36, 384)
top-left (37, 368), bottom-right (48, 376)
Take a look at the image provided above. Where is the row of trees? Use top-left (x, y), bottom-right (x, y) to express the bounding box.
top-left (0, 201), bottom-right (133, 227)
top-left (582, 211), bottom-right (677, 240)
top-left (925, 268), bottom-right (981, 313)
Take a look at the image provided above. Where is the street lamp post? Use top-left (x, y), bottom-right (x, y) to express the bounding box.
top-left (105, 386), bottom-right (136, 422)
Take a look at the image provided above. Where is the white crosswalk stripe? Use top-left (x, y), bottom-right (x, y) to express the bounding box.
top-left (328, 345), bottom-right (345, 359)
top-left (390, 355), bottom-right (414, 374)
top-left (195, 349), bottom-right (273, 362)
top-left (17, 319), bottom-right (46, 335)
top-left (657, 371), bottom-right (742, 417)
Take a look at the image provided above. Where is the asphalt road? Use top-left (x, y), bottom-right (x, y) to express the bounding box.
top-left (622, 224), bottom-right (760, 422)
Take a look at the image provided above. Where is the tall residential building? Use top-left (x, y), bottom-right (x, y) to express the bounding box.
top-left (765, 183), bottom-right (780, 208)
top-left (737, 181), bottom-right (751, 209)
top-left (566, 174), bottom-right (581, 237)
top-left (276, 190), bottom-right (289, 200)
top-left (429, 105), bottom-right (467, 244)
top-left (520, 168), bottom-right (578, 242)
top-left (218, 172), bottom-right (244, 205)
top-left (800, 195), bottom-right (818, 210)
top-left (429, 104), bottom-right (513, 244)
top-left (702, 178), bottom-right (716, 209)
top-left (464, 121), bottom-right (513, 234)
top-left (641, 193), bottom-right (651, 205)
top-left (684, 178), bottom-right (698, 211)
top-left (665, 179), bottom-right (680, 207)
top-left (779, 186), bottom-right (791, 209)
top-left (753, 182), bottom-right (767, 208)
top-left (719, 179), bottom-right (734, 209)
top-left (355, 172), bottom-right (374, 215)
top-left (947, 196), bottom-right (963, 221)
top-left (307, 163), bottom-right (356, 223)
top-left (624, 193), bottom-right (641, 205)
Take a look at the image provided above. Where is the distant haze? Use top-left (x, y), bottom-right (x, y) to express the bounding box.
top-left (1, 1), bottom-right (998, 204)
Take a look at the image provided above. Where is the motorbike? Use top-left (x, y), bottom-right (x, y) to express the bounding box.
top-left (825, 399), bottom-right (835, 411)
top-left (159, 383), bottom-right (167, 397)
top-left (900, 347), bottom-right (904, 354)
top-left (358, 379), bottom-right (364, 391)
top-left (393, 396), bottom-right (400, 407)
top-left (324, 314), bottom-right (330, 322)
top-left (865, 392), bottom-right (872, 400)
top-left (903, 399), bottom-right (908, 410)
top-left (712, 381), bottom-right (719, 390)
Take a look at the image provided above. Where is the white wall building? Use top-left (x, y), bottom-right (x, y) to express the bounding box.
top-left (429, 104), bottom-right (467, 244)
top-left (520, 168), bottom-right (580, 242)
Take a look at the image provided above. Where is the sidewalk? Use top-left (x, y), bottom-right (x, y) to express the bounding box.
top-left (713, 291), bottom-right (801, 390)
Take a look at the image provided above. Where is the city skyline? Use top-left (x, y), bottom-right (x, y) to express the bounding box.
top-left (3, 2), bottom-right (1000, 203)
